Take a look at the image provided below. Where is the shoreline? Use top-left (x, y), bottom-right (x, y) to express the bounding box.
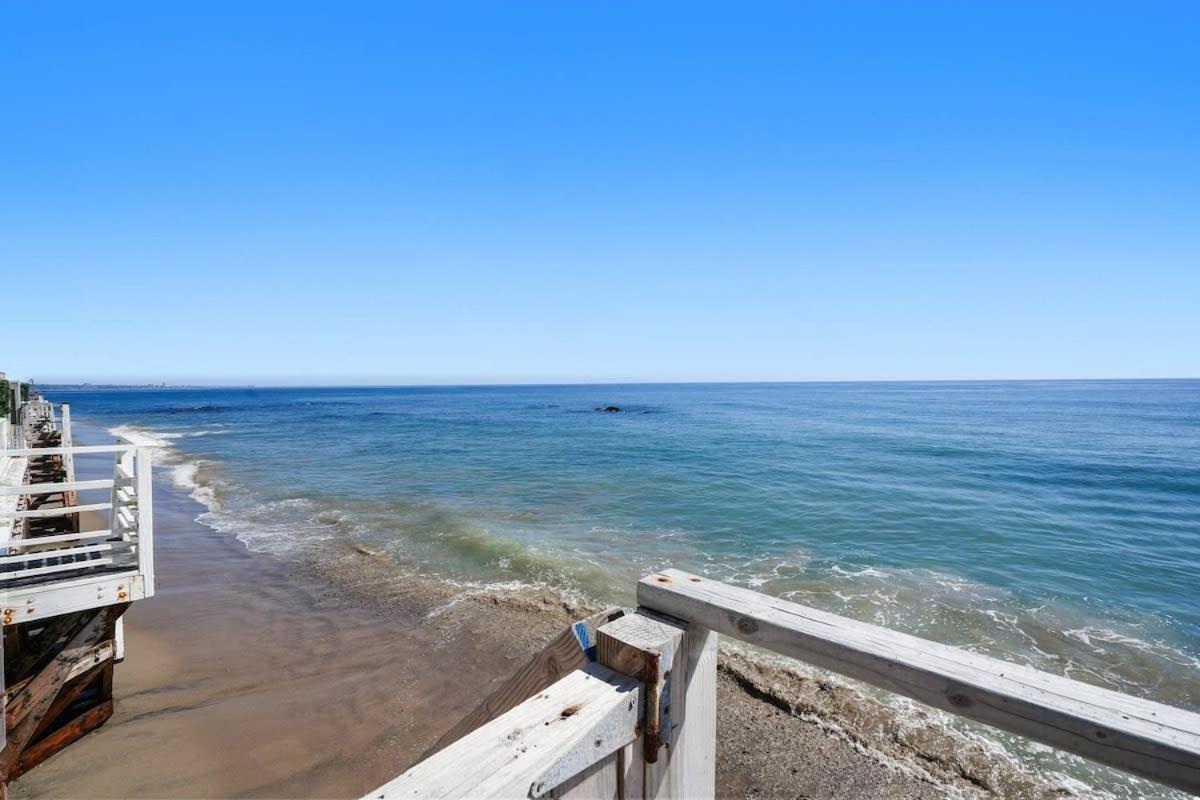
top-left (9, 464), bottom-right (993, 799)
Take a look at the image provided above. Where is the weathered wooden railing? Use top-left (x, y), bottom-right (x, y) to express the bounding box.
top-left (368, 569), bottom-right (1200, 799)
top-left (0, 406), bottom-right (157, 622)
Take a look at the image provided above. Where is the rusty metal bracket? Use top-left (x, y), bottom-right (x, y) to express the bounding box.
top-left (595, 609), bottom-right (686, 763)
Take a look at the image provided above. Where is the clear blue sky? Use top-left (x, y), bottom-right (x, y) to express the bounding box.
top-left (3, 1), bottom-right (1197, 384)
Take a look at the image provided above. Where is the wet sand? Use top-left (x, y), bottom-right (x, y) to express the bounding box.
top-left (10, 484), bottom-right (1008, 799)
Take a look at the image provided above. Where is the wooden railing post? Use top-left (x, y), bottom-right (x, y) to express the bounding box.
top-left (59, 404), bottom-right (78, 530)
top-left (596, 610), bottom-right (718, 800)
top-left (134, 446), bottom-right (155, 596)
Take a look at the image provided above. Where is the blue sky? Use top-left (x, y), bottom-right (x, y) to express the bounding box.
top-left (2, 2), bottom-right (1197, 384)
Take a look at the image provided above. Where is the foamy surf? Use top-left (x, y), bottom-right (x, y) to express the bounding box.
top-left (109, 424), bottom-right (223, 510)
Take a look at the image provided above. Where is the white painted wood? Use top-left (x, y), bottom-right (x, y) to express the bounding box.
top-left (1, 573), bottom-right (144, 625)
top-left (5, 529), bottom-right (117, 549)
top-left (0, 541), bottom-right (125, 565)
top-left (552, 751), bottom-right (619, 800)
top-left (617, 742), bottom-right (644, 800)
top-left (365, 664), bottom-right (641, 800)
top-left (0, 502), bottom-right (112, 519)
top-left (4, 444), bottom-right (140, 457)
top-left (0, 555), bottom-right (115, 580)
top-left (116, 506), bottom-right (136, 529)
top-left (60, 402), bottom-right (76, 486)
top-left (1, 627), bottom-right (5, 751)
top-left (638, 619), bottom-right (717, 800)
top-left (0, 452), bottom-right (27, 546)
top-left (670, 624), bottom-right (717, 799)
top-left (596, 611), bottom-right (684, 762)
top-left (638, 569), bottom-right (1200, 795)
top-left (0, 479), bottom-right (118, 497)
top-left (135, 446), bottom-right (155, 595)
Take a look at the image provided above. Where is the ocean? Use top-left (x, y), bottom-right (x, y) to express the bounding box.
top-left (46, 380), bottom-right (1199, 794)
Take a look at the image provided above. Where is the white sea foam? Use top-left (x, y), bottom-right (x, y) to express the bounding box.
top-left (108, 424), bottom-right (222, 511)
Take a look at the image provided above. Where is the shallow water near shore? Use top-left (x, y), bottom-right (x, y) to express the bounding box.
top-left (46, 381), bottom-right (1200, 797)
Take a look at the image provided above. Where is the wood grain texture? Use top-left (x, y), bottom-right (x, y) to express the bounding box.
top-left (1, 605), bottom-right (124, 779)
top-left (638, 569), bottom-right (1200, 795)
top-left (596, 612), bottom-right (684, 765)
top-left (552, 752), bottom-right (619, 800)
top-left (640, 620), bottom-right (716, 800)
top-left (423, 608), bottom-right (625, 761)
top-left (670, 624), bottom-right (716, 799)
top-left (367, 664), bottom-right (640, 800)
top-left (616, 743), bottom-right (643, 800)
top-left (11, 700), bottom-right (112, 780)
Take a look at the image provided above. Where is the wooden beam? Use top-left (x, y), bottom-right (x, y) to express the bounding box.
top-left (30, 657), bottom-right (109, 742)
top-left (0, 480), bottom-right (118, 498)
top-left (0, 542), bottom-right (126, 566)
top-left (5, 613), bottom-right (92, 685)
top-left (0, 503), bottom-right (112, 520)
top-left (0, 604), bottom-right (126, 780)
top-left (10, 700), bottom-right (112, 780)
top-left (3, 445), bottom-right (140, 458)
top-left (638, 569), bottom-right (1200, 795)
top-left (551, 751), bottom-right (620, 799)
top-left (422, 607), bottom-right (625, 760)
top-left (134, 447), bottom-right (155, 594)
top-left (367, 665), bottom-right (641, 800)
top-left (2, 573), bottom-right (144, 626)
top-left (596, 612), bottom-right (684, 763)
top-left (2, 610), bottom-right (101, 778)
top-left (4, 530), bottom-right (117, 550)
top-left (0, 556), bottom-right (117, 581)
top-left (662, 623), bottom-right (717, 800)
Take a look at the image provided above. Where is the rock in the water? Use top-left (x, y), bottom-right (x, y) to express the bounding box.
top-left (595, 405), bottom-right (621, 413)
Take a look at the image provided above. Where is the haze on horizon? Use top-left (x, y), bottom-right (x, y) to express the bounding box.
top-left (3, 2), bottom-right (1197, 385)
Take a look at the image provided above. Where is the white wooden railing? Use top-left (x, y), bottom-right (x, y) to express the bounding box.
top-left (371, 570), bottom-right (1200, 799)
top-left (0, 402), bottom-right (157, 622)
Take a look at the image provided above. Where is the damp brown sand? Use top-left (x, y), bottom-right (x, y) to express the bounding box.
top-left (11, 501), bottom-right (1045, 799)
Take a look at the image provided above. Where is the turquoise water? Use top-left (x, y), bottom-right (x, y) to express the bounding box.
top-left (48, 382), bottom-right (1200, 717)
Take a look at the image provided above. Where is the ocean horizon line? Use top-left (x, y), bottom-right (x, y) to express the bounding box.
top-left (32, 375), bottom-right (1200, 391)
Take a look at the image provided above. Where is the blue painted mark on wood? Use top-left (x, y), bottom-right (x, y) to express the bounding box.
top-left (573, 620), bottom-right (596, 661)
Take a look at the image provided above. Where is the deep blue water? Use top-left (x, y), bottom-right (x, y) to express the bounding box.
top-left (46, 381), bottom-right (1200, 711)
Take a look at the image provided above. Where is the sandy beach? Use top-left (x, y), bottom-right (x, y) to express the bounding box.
top-left (4, 474), bottom-right (1043, 799)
